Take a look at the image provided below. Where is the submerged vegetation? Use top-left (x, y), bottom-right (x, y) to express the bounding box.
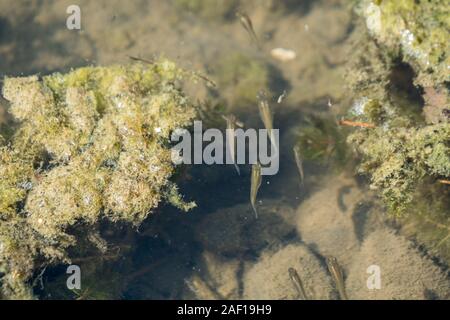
top-left (295, 0), bottom-right (449, 263)
top-left (0, 60), bottom-right (198, 299)
top-left (348, 122), bottom-right (449, 215)
top-left (346, 0), bottom-right (449, 214)
top-left (356, 0), bottom-right (449, 89)
top-left (343, 0), bottom-right (449, 259)
top-left (295, 115), bottom-right (351, 171)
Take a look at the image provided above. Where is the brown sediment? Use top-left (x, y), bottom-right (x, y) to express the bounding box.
top-left (243, 244), bottom-right (336, 300)
top-left (346, 228), bottom-right (450, 300)
top-left (295, 174), bottom-right (365, 268)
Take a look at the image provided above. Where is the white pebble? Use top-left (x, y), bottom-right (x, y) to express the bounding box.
top-left (270, 48), bottom-right (297, 62)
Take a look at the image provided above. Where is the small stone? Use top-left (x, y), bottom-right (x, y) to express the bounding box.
top-left (270, 48), bottom-right (297, 62)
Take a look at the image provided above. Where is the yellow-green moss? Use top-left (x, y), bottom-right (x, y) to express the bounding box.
top-left (357, 0), bottom-right (450, 87)
top-left (0, 147), bottom-right (34, 218)
top-left (348, 123), bottom-right (450, 216)
top-left (346, 1), bottom-right (449, 262)
top-left (0, 60), bottom-right (199, 298)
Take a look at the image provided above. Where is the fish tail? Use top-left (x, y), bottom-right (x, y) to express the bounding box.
top-left (252, 34), bottom-right (262, 50)
top-left (234, 163), bottom-right (241, 175)
top-left (251, 202), bottom-right (258, 219)
top-left (244, 26), bottom-right (261, 49)
top-left (339, 287), bottom-right (349, 300)
top-left (269, 130), bottom-right (278, 154)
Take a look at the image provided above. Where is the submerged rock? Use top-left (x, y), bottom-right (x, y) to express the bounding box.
top-left (0, 60), bottom-right (200, 298)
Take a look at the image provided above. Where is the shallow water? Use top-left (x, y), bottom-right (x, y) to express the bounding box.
top-left (0, 0), bottom-right (448, 300)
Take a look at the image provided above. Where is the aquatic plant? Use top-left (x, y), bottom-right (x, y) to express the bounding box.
top-left (295, 114), bottom-right (351, 171)
top-left (401, 184), bottom-right (450, 262)
top-left (348, 122), bottom-right (449, 215)
top-left (356, 0), bottom-right (449, 88)
top-left (346, 1), bottom-right (449, 215)
top-left (344, 1), bottom-right (450, 260)
top-left (355, 0), bottom-right (449, 125)
top-left (0, 60), bottom-right (199, 299)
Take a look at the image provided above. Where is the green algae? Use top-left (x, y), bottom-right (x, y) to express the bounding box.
top-left (348, 123), bottom-right (449, 215)
top-left (344, 8), bottom-right (449, 217)
top-left (344, 1), bottom-right (450, 262)
top-left (0, 60), bottom-right (199, 298)
top-left (295, 115), bottom-right (351, 171)
top-left (357, 0), bottom-right (450, 88)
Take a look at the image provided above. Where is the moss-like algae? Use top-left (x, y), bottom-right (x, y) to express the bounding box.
top-left (295, 115), bottom-right (351, 171)
top-left (346, 1), bottom-right (450, 216)
top-left (344, 1), bottom-right (450, 261)
top-left (348, 123), bottom-right (449, 215)
top-left (0, 60), bottom-right (198, 299)
top-left (357, 0), bottom-right (449, 88)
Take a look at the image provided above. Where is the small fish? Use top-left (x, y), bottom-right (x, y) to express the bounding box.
top-left (257, 90), bottom-right (273, 132)
top-left (236, 11), bottom-right (261, 49)
top-left (288, 267), bottom-right (309, 300)
top-left (293, 145), bottom-right (304, 186)
top-left (257, 90), bottom-right (277, 152)
top-left (222, 114), bottom-right (243, 175)
top-left (277, 90), bottom-right (287, 104)
top-left (128, 55), bottom-right (155, 64)
top-left (250, 162), bottom-right (262, 218)
top-left (326, 256), bottom-right (348, 300)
